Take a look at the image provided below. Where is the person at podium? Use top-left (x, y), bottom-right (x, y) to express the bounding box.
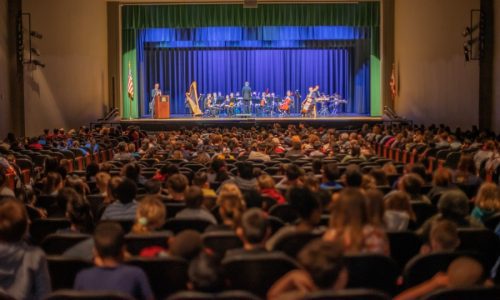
top-left (241, 81), bottom-right (252, 114)
top-left (149, 83), bottom-right (162, 118)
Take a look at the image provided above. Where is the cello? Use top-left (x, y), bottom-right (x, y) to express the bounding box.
top-left (301, 85), bottom-right (319, 115)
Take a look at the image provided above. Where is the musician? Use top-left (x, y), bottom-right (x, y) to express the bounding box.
top-left (241, 81), bottom-right (252, 114)
top-left (279, 90), bottom-right (293, 115)
top-left (301, 85), bottom-right (319, 117)
top-left (150, 83), bottom-right (162, 117)
top-left (224, 95), bottom-right (234, 117)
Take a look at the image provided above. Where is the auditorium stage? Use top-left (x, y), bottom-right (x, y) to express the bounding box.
top-left (109, 114), bottom-right (383, 131)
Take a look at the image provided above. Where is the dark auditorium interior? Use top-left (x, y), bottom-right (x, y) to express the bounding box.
top-left (1, 0), bottom-right (500, 299)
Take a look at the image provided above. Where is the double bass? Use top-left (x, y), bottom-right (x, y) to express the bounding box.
top-left (185, 81), bottom-right (203, 117)
top-left (301, 85), bottom-right (319, 114)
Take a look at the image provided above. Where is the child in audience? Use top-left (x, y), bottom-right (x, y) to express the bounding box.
top-left (395, 256), bottom-right (492, 300)
top-left (206, 183), bottom-right (246, 232)
top-left (74, 222), bottom-right (153, 300)
top-left (187, 252), bottom-right (224, 293)
top-left (267, 240), bottom-right (348, 300)
top-left (0, 197), bottom-right (52, 299)
top-left (420, 220), bottom-right (460, 254)
top-left (165, 174), bottom-right (189, 202)
top-left (131, 195), bottom-right (166, 234)
top-left (257, 174), bottom-right (285, 205)
top-left (266, 187), bottom-right (323, 250)
top-left (100, 177), bottom-right (138, 221)
top-left (225, 208), bottom-right (271, 258)
top-left (471, 182), bottom-right (500, 224)
top-left (384, 191), bottom-right (416, 231)
top-left (324, 188), bottom-right (390, 256)
top-left (175, 186), bottom-right (217, 224)
top-left (57, 188), bottom-right (94, 234)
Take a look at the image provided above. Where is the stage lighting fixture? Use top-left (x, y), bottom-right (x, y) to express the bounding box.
top-left (30, 31), bottom-right (43, 39)
top-left (32, 59), bottom-right (45, 68)
top-left (31, 47), bottom-right (41, 56)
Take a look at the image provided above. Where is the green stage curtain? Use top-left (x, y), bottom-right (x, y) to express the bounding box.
top-left (121, 3), bottom-right (381, 118)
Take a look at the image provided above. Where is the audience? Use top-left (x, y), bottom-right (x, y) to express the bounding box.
top-left (470, 182), bottom-right (500, 224)
top-left (175, 186), bottom-right (217, 224)
top-left (73, 222), bottom-right (153, 300)
top-left (131, 196), bottom-right (166, 234)
top-left (100, 177), bottom-right (138, 220)
top-left (0, 197), bottom-right (52, 299)
top-left (384, 191), bottom-right (416, 231)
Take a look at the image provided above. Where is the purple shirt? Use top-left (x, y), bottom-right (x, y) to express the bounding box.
top-left (74, 264), bottom-right (153, 300)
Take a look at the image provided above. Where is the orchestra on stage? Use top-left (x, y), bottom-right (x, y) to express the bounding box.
top-left (149, 81), bottom-right (348, 119)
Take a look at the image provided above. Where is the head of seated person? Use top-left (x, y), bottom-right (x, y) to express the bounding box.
top-left (188, 252), bottom-right (224, 293)
top-left (59, 187), bottom-right (94, 234)
top-left (65, 175), bottom-right (91, 197)
top-left (217, 183), bottom-right (246, 230)
top-left (236, 208), bottom-right (270, 251)
top-left (166, 174), bottom-right (188, 201)
top-left (95, 172), bottom-right (111, 196)
top-left (343, 164), bottom-right (363, 188)
top-left (237, 162), bottom-right (255, 181)
top-left (398, 173), bottom-right (426, 201)
top-left (322, 163), bottom-right (340, 184)
top-left (437, 189), bottom-right (471, 225)
top-left (121, 162), bottom-right (141, 183)
top-left (421, 220), bottom-right (460, 254)
top-left (284, 163), bottom-right (304, 185)
top-left (92, 222), bottom-right (126, 266)
top-left (110, 177), bottom-right (137, 205)
top-left (131, 195), bottom-right (166, 234)
top-left (169, 230), bottom-right (203, 261)
top-left (447, 256), bottom-right (488, 288)
top-left (288, 187), bottom-right (322, 228)
top-left (42, 171), bottom-right (63, 196)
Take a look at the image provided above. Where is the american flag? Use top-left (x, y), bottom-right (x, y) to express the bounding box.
top-left (390, 63), bottom-right (397, 99)
top-left (127, 61), bottom-right (134, 100)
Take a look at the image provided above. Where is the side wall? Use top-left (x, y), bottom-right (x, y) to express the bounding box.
top-left (394, 0), bottom-right (480, 128)
top-left (22, 0), bottom-right (108, 136)
top-left (493, 1), bottom-right (500, 132)
top-left (0, 0), bottom-right (10, 138)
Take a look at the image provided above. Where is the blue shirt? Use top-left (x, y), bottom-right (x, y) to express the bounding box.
top-left (74, 265), bottom-right (153, 300)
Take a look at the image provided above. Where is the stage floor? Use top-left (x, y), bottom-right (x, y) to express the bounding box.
top-left (112, 114), bottom-right (383, 131)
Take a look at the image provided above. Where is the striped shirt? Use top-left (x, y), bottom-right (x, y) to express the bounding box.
top-left (100, 200), bottom-right (137, 221)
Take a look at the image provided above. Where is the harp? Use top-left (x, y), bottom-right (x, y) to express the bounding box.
top-left (185, 81), bottom-right (203, 116)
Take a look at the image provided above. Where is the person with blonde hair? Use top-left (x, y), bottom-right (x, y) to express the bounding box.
top-left (384, 191), bottom-right (416, 231)
top-left (95, 172), bottom-right (111, 197)
top-left (323, 188), bottom-right (390, 256)
top-left (206, 183), bottom-right (246, 231)
top-left (131, 196), bottom-right (166, 234)
top-left (471, 182), bottom-right (500, 224)
top-left (258, 174), bottom-right (285, 204)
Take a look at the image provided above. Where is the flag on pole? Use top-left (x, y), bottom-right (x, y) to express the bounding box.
top-left (127, 61), bottom-right (134, 101)
top-left (389, 63), bottom-right (397, 100)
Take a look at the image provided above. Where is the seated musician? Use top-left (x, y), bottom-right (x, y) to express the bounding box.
top-left (301, 85), bottom-right (319, 117)
top-left (204, 94), bottom-right (214, 117)
top-left (224, 95), bottom-right (234, 116)
top-left (279, 90), bottom-right (293, 115)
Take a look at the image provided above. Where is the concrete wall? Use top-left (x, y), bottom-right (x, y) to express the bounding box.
top-left (494, 1), bottom-right (500, 132)
top-left (22, 0), bottom-right (108, 136)
top-left (394, 0), bottom-right (480, 129)
top-left (0, 0), bottom-right (10, 138)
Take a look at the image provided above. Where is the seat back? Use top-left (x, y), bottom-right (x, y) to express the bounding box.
top-left (410, 202), bottom-right (437, 227)
top-left (387, 231), bottom-right (422, 270)
top-left (457, 228), bottom-right (500, 269)
top-left (41, 233), bottom-right (91, 255)
top-left (272, 231), bottom-right (323, 258)
top-left (344, 254), bottom-right (399, 294)
top-left (125, 232), bottom-right (171, 255)
top-left (47, 256), bottom-right (93, 290)
top-left (484, 212), bottom-right (500, 231)
top-left (202, 231), bottom-right (243, 255)
top-left (303, 289), bottom-right (391, 300)
top-left (44, 290), bottom-right (134, 300)
top-left (127, 257), bottom-right (189, 299)
top-left (163, 218), bottom-right (212, 234)
top-left (165, 202), bottom-right (187, 219)
top-left (222, 252), bottom-right (299, 297)
top-left (268, 204), bottom-right (299, 224)
top-left (422, 286), bottom-right (500, 300)
top-left (403, 251), bottom-right (480, 287)
top-left (30, 218), bottom-right (71, 245)
top-left (166, 291), bottom-right (214, 300)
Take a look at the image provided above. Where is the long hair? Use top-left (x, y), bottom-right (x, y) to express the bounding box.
top-left (132, 196), bottom-right (166, 234)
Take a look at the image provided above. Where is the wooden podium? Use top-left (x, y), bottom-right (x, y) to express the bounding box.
top-left (154, 95), bottom-right (170, 119)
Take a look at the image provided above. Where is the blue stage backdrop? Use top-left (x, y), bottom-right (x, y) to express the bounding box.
top-left (136, 26), bottom-right (372, 116)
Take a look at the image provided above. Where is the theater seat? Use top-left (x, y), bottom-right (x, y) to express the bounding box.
top-left (41, 233), bottom-right (91, 255)
top-left (44, 290), bottom-right (133, 300)
top-left (344, 254), bottom-right (399, 294)
top-left (422, 286), bottom-right (500, 300)
top-left (303, 289), bottom-right (391, 300)
top-left (47, 256), bottom-right (93, 290)
top-left (457, 228), bottom-right (500, 269)
top-left (217, 290), bottom-right (262, 300)
top-left (163, 218), bottom-right (212, 234)
top-left (403, 251), bottom-right (482, 288)
top-left (30, 218), bottom-right (71, 245)
top-left (125, 232), bottom-right (171, 255)
top-left (167, 290), bottom-right (262, 300)
top-left (164, 202), bottom-right (187, 219)
top-left (268, 203), bottom-right (299, 224)
top-left (222, 252), bottom-right (299, 297)
top-left (202, 231), bottom-right (243, 255)
top-left (387, 231), bottom-right (422, 270)
top-left (272, 231), bottom-right (323, 259)
top-left (127, 256), bottom-right (189, 299)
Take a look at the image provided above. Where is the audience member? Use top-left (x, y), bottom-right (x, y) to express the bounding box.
top-left (384, 191), bottom-right (415, 231)
top-left (470, 182), bottom-right (500, 224)
top-left (175, 186), bottom-right (217, 224)
top-left (131, 196), bottom-right (166, 234)
top-left (101, 177), bottom-right (138, 220)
